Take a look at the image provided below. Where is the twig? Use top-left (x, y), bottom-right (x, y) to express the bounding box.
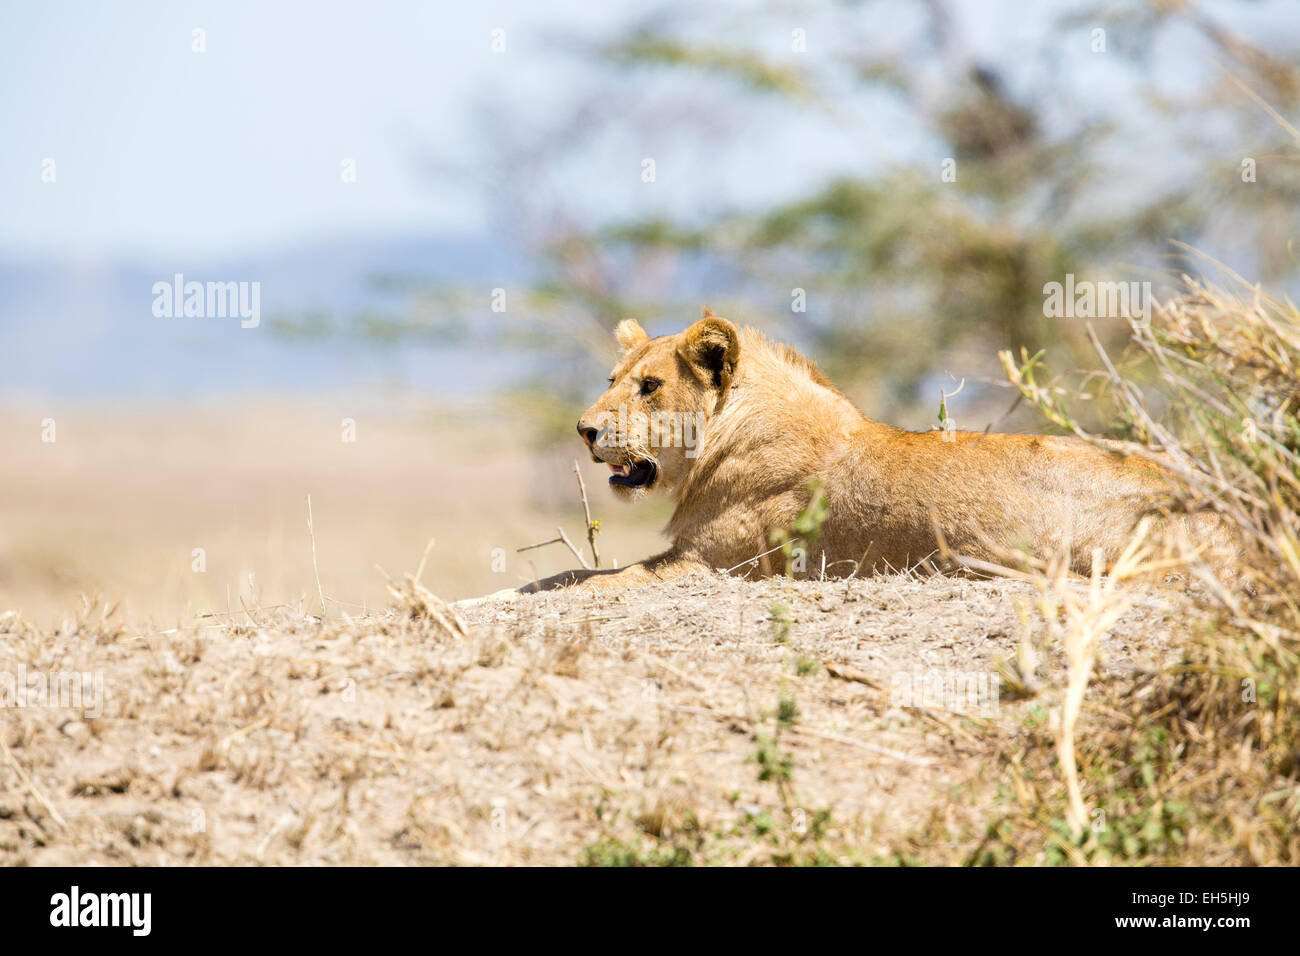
top-left (573, 461), bottom-right (601, 568)
top-left (218, 714), bottom-right (274, 753)
top-left (414, 536), bottom-right (436, 583)
top-left (786, 724), bottom-right (935, 766)
top-left (305, 494), bottom-right (327, 621)
top-left (822, 661), bottom-right (883, 689)
top-left (517, 528), bottom-right (591, 570)
top-left (665, 705), bottom-right (933, 766)
top-left (375, 564), bottom-right (468, 637)
top-left (197, 603), bottom-right (294, 619)
top-left (723, 540), bottom-right (796, 575)
top-left (238, 596), bottom-right (260, 627)
top-left (0, 737), bottom-right (71, 835)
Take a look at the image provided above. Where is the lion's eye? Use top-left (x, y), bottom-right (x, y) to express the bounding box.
top-left (640, 378), bottom-right (661, 395)
top-left (607, 377), bottom-right (615, 386)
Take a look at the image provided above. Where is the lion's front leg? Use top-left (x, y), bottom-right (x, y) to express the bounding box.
top-left (523, 549), bottom-right (705, 593)
top-left (454, 550), bottom-right (706, 608)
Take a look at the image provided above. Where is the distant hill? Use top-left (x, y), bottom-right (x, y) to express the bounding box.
top-left (0, 234), bottom-right (530, 401)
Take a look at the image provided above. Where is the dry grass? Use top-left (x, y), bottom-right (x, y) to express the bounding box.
top-left (3, 273), bottom-right (1297, 866)
top-left (0, 570), bottom-right (1198, 866)
top-left (988, 269), bottom-right (1300, 865)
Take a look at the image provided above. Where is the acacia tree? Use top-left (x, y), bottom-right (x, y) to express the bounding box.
top-left (374, 0), bottom-right (1300, 436)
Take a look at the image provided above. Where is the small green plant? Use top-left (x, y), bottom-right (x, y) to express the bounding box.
top-left (580, 836), bottom-right (695, 867)
top-left (580, 689), bottom-right (852, 866)
top-left (794, 656), bottom-right (821, 676)
top-left (767, 600), bottom-right (792, 644)
top-left (749, 691), bottom-right (798, 803)
top-left (739, 689), bottom-right (849, 865)
top-left (768, 478), bottom-right (829, 577)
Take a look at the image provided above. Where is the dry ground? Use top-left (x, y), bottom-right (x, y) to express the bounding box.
top-left (0, 401), bottom-right (1221, 865)
top-left (0, 402), bottom-right (669, 625)
top-left (0, 570), bottom-right (1193, 866)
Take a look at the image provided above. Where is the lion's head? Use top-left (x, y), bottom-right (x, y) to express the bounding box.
top-left (577, 308), bottom-right (740, 500)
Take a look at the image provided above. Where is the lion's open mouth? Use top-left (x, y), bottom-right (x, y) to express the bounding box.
top-left (608, 460), bottom-right (657, 489)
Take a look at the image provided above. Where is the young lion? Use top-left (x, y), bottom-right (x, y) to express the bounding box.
top-left (517, 308), bottom-right (1190, 594)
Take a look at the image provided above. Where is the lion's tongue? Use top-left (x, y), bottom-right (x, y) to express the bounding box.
top-left (609, 464), bottom-right (627, 476)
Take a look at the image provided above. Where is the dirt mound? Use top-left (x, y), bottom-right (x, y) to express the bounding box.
top-left (0, 572), bottom-right (1188, 865)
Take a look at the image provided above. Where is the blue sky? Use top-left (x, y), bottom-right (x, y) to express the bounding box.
top-left (0, 0), bottom-right (1105, 263)
top-left (1, 0), bottom-right (1290, 265)
top-left (0, 0), bottom-right (1294, 402)
top-left (0, 0), bottom-right (629, 260)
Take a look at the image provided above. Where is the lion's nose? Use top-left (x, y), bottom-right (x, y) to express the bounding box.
top-left (578, 423), bottom-right (598, 447)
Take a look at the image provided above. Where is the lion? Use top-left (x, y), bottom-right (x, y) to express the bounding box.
top-left (512, 308), bottom-right (1206, 594)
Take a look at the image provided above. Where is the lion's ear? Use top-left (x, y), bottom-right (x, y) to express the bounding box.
top-left (615, 318), bottom-right (649, 354)
top-left (680, 315), bottom-right (740, 389)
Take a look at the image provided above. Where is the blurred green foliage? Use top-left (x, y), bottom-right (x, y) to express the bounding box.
top-left (355, 2), bottom-right (1300, 438)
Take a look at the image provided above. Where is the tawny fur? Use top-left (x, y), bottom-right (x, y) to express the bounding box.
top-left (523, 310), bottom-right (1204, 593)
